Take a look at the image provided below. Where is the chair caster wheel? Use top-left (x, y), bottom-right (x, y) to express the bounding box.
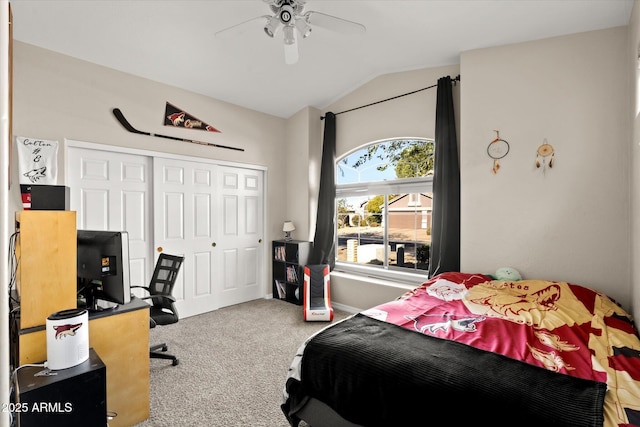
top-left (161, 345), bottom-right (168, 352)
top-left (172, 359), bottom-right (179, 366)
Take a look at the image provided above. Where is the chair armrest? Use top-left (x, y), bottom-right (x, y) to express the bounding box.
top-left (139, 295), bottom-right (177, 303)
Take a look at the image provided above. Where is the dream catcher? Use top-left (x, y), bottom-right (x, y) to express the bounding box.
top-left (535, 139), bottom-right (555, 172)
top-left (487, 130), bottom-right (510, 174)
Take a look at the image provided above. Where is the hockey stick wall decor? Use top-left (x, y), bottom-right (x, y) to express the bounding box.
top-left (112, 108), bottom-right (244, 152)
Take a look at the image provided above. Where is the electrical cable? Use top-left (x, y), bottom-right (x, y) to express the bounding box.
top-left (7, 232), bottom-right (20, 377)
top-left (8, 231), bottom-right (19, 306)
top-left (8, 363), bottom-right (48, 427)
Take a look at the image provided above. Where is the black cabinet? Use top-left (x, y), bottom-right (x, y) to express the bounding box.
top-left (15, 348), bottom-right (106, 427)
top-left (272, 240), bottom-right (312, 305)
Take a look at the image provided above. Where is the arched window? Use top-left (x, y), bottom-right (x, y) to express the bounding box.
top-left (335, 138), bottom-right (433, 279)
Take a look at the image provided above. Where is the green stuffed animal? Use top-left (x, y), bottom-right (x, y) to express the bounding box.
top-left (492, 267), bottom-right (522, 281)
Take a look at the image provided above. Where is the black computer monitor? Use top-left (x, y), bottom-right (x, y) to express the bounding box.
top-left (77, 230), bottom-right (131, 311)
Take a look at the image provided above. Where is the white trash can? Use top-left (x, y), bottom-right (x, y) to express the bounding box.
top-left (46, 308), bottom-right (89, 370)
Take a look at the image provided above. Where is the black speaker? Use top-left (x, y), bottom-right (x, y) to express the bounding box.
top-left (28, 185), bottom-right (70, 210)
top-left (16, 348), bottom-right (106, 427)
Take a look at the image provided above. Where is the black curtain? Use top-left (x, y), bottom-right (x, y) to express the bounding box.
top-left (428, 76), bottom-right (460, 277)
top-left (310, 112), bottom-right (336, 268)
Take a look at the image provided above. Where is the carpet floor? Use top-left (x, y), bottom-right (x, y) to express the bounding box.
top-left (133, 298), bottom-right (349, 427)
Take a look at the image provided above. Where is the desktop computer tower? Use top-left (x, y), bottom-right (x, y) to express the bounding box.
top-left (15, 348), bottom-right (106, 427)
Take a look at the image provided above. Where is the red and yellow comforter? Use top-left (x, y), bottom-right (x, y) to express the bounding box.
top-left (362, 272), bottom-right (640, 427)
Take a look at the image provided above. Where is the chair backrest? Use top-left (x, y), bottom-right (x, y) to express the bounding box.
top-left (303, 264), bottom-right (333, 321)
top-left (305, 264), bottom-right (329, 298)
top-left (148, 253), bottom-right (184, 309)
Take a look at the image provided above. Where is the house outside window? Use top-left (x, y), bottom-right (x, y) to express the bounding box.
top-left (335, 138), bottom-right (433, 280)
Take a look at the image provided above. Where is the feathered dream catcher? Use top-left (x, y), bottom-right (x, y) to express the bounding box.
top-left (535, 139), bottom-right (555, 172)
top-left (487, 130), bottom-right (510, 174)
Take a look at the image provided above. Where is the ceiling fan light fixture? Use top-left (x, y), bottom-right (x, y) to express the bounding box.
top-left (217, 0), bottom-right (366, 65)
top-left (283, 24), bottom-right (296, 45)
top-left (295, 17), bottom-right (312, 38)
top-left (264, 16), bottom-right (281, 37)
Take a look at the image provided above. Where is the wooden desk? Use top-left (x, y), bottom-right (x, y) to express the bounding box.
top-left (17, 298), bottom-right (150, 427)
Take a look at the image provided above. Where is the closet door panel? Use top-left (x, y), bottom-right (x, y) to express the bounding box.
top-left (154, 157), bottom-right (217, 318)
top-left (68, 142), bottom-right (265, 319)
top-left (67, 146), bottom-right (152, 292)
top-left (216, 166), bottom-right (264, 307)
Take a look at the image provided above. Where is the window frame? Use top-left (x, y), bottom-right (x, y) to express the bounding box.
top-left (334, 138), bottom-right (433, 284)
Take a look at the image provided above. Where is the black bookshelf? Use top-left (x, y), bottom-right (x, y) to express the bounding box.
top-left (272, 240), bottom-right (312, 305)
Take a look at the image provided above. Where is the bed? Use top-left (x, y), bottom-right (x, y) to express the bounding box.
top-left (282, 272), bottom-right (640, 427)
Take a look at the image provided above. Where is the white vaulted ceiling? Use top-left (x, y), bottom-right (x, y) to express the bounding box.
top-left (8, 0), bottom-right (634, 118)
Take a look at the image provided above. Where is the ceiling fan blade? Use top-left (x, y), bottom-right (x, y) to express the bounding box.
top-left (305, 11), bottom-right (366, 35)
top-left (214, 15), bottom-right (269, 39)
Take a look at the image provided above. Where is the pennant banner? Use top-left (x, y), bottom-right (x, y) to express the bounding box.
top-left (164, 102), bottom-right (221, 133)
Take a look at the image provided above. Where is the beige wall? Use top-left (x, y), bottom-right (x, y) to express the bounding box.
top-left (327, 65), bottom-right (461, 154)
top-left (324, 28), bottom-right (633, 312)
top-left (283, 106), bottom-right (321, 242)
top-left (630, 0), bottom-right (640, 319)
top-left (461, 26), bottom-right (631, 309)
top-left (11, 41), bottom-right (289, 279)
top-left (11, 22), bottom-right (636, 314)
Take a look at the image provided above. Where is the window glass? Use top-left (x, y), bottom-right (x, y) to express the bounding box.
top-left (335, 139), bottom-right (433, 277)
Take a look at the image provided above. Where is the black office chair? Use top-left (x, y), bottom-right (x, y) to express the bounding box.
top-left (132, 253), bottom-right (184, 366)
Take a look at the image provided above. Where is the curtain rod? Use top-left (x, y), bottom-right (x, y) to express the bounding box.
top-left (321, 74), bottom-right (460, 120)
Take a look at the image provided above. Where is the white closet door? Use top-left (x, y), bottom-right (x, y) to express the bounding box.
top-left (216, 166), bottom-right (264, 307)
top-left (66, 147), bottom-right (152, 291)
top-left (68, 143), bottom-right (266, 319)
top-left (153, 157), bottom-right (218, 318)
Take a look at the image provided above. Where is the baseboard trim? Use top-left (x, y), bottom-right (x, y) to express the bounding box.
top-left (331, 302), bottom-right (361, 314)
top-left (264, 294), bottom-right (359, 314)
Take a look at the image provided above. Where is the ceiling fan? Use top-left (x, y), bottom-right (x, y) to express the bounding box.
top-left (215, 0), bottom-right (366, 65)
